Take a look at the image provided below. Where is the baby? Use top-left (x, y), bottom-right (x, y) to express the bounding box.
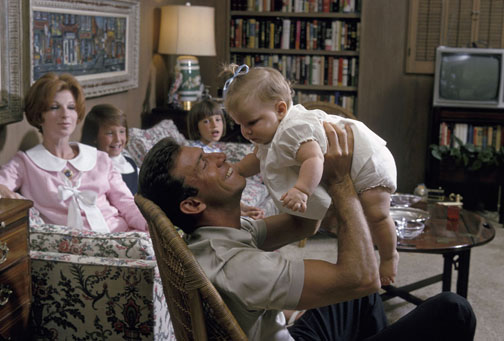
top-left (223, 64), bottom-right (399, 285)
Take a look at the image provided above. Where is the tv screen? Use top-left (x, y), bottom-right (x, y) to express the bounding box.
top-left (439, 53), bottom-right (500, 101)
top-left (433, 47), bottom-right (504, 109)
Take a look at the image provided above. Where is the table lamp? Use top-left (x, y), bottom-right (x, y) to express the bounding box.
top-left (158, 3), bottom-right (216, 110)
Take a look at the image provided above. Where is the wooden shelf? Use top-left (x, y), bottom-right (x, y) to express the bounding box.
top-left (230, 47), bottom-right (359, 56)
top-left (426, 107), bottom-right (504, 222)
top-left (230, 11), bottom-right (360, 19)
top-left (292, 84), bottom-right (357, 91)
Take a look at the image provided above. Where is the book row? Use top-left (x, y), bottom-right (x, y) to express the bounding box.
top-left (230, 54), bottom-right (358, 87)
top-left (230, 18), bottom-right (359, 51)
top-left (439, 122), bottom-right (504, 149)
top-left (294, 91), bottom-right (356, 113)
top-left (231, 0), bottom-right (360, 13)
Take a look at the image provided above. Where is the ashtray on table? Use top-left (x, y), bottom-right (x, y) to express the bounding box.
top-left (391, 207), bottom-right (429, 239)
top-left (390, 193), bottom-right (422, 207)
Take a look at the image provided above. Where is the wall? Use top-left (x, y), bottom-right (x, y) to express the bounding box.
top-left (358, 0), bottom-right (433, 193)
top-left (0, 0), bottom-right (226, 165)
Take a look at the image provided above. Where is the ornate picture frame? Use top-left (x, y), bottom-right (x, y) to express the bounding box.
top-left (0, 0), bottom-right (23, 125)
top-left (29, 0), bottom-right (140, 98)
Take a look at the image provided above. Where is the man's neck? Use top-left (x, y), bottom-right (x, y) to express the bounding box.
top-left (197, 205), bottom-right (242, 229)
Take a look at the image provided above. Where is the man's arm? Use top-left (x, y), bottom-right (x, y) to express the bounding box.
top-left (296, 122), bottom-right (380, 309)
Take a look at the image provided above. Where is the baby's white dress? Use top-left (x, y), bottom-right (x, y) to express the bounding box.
top-left (255, 104), bottom-right (397, 220)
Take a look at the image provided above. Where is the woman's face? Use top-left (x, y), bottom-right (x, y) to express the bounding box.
top-left (40, 90), bottom-right (78, 140)
top-left (198, 115), bottom-right (224, 145)
top-left (96, 124), bottom-right (127, 157)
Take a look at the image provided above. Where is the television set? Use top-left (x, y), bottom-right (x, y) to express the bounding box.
top-left (433, 46), bottom-right (504, 109)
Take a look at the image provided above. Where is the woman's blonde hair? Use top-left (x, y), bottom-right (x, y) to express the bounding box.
top-left (24, 73), bottom-right (86, 133)
top-left (221, 64), bottom-right (293, 115)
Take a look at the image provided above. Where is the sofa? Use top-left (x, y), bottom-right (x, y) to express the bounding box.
top-left (28, 119), bottom-right (273, 340)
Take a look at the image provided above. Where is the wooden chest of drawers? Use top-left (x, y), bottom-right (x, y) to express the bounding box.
top-left (0, 198), bottom-right (33, 339)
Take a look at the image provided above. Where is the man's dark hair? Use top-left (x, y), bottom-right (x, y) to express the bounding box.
top-left (138, 138), bottom-right (199, 233)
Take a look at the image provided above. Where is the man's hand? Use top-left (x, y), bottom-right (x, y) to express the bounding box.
top-left (322, 122), bottom-right (354, 186)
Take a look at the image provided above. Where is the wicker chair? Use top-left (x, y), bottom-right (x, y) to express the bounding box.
top-left (135, 193), bottom-right (248, 341)
top-left (301, 101), bottom-right (357, 120)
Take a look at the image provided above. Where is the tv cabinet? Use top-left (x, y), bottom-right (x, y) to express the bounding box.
top-left (426, 106), bottom-right (504, 223)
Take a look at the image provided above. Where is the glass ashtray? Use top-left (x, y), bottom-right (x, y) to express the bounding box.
top-left (395, 219), bottom-right (425, 239)
top-left (390, 207), bottom-right (430, 223)
top-left (390, 193), bottom-right (422, 207)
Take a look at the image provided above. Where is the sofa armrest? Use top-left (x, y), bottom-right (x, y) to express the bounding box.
top-left (30, 224), bottom-right (155, 260)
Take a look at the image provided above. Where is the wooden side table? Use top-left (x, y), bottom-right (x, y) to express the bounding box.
top-left (0, 198), bottom-right (33, 339)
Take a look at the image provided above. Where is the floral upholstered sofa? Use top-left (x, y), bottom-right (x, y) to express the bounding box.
top-left (28, 119), bottom-right (273, 340)
top-left (29, 222), bottom-right (174, 340)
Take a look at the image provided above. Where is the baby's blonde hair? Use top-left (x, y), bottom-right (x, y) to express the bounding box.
top-left (221, 64), bottom-right (293, 114)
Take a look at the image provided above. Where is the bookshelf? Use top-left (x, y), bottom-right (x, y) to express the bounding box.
top-left (225, 0), bottom-right (361, 114)
top-left (426, 107), bottom-right (504, 222)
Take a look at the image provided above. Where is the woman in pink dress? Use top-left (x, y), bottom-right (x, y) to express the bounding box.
top-left (0, 73), bottom-right (147, 233)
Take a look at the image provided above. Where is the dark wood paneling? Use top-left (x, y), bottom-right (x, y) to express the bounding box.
top-left (359, 0), bottom-right (433, 193)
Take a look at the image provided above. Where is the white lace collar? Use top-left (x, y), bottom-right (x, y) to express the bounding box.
top-left (25, 143), bottom-right (97, 172)
top-left (110, 154), bottom-right (135, 174)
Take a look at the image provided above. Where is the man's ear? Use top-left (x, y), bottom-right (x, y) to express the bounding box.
top-left (276, 101), bottom-right (288, 120)
top-left (180, 197), bottom-right (207, 215)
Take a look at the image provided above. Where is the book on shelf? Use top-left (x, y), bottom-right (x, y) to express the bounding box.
top-left (294, 90), bottom-right (356, 113)
top-left (281, 19), bottom-right (291, 49)
top-left (240, 0), bottom-right (359, 13)
top-left (231, 53), bottom-right (357, 87)
top-left (230, 17), bottom-right (359, 52)
top-left (438, 122), bottom-right (504, 149)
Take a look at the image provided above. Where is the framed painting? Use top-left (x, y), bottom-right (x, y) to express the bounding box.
top-left (29, 0), bottom-right (140, 98)
top-left (0, 0), bottom-right (23, 125)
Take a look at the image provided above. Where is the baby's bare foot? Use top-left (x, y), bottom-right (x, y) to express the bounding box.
top-left (380, 251), bottom-right (399, 286)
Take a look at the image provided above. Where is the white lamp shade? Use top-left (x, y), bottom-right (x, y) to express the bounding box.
top-left (158, 4), bottom-right (216, 56)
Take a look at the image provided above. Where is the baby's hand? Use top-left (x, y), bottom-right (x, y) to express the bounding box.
top-left (281, 187), bottom-right (308, 212)
top-left (379, 250), bottom-right (399, 286)
top-left (240, 203), bottom-right (265, 220)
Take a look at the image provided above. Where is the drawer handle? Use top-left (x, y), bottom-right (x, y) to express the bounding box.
top-left (0, 242), bottom-right (9, 264)
top-left (0, 285), bottom-right (13, 306)
top-left (0, 221), bottom-right (5, 228)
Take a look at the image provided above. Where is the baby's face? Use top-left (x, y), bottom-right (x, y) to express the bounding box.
top-left (198, 115), bottom-right (224, 145)
top-left (230, 100), bottom-right (285, 145)
top-left (97, 124), bottom-right (127, 157)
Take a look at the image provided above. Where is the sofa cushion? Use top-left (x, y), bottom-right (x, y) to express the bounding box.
top-left (127, 119), bottom-right (188, 166)
top-left (30, 224), bottom-right (155, 260)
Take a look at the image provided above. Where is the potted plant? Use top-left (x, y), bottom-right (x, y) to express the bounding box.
top-left (430, 136), bottom-right (504, 171)
top-left (430, 137), bottom-right (504, 183)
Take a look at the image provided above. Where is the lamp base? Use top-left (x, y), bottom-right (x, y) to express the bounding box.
top-left (176, 55), bottom-right (202, 103)
top-left (181, 101), bottom-right (193, 111)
